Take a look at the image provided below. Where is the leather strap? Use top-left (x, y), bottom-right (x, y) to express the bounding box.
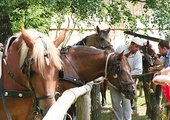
top-left (59, 75), bottom-right (85, 86)
top-left (0, 90), bottom-right (34, 98)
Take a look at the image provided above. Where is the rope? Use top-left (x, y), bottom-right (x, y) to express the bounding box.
top-left (64, 113), bottom-right (72, 120)
top-left (104, 52), bottom-right (115, 80)
top-left (93, 52), bottom-right (115, 85)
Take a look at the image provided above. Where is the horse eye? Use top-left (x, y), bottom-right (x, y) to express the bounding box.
top-left (115, 66), bottom-right (121, 73)
top-left (30, 69), bottom-right (36, 77)
top-left (100, 38), bottom-right (104, 41)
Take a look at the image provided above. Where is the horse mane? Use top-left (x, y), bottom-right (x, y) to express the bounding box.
top-left (73, 46), bottom-right (104, 54)
top-left (19, 29), bottom-right (62, 74)
top-left (75, 37), bottom-right (87, 45)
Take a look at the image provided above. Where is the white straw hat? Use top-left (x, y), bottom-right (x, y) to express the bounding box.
top-left (132, 37), bottom-right (143, 46)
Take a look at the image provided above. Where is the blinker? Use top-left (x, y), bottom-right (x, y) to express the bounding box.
top-left (113, 74), bottom-right (118, 78)
top-left (115, 66), bottom-right (121, 74)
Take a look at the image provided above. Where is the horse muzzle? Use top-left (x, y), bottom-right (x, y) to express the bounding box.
top-left (124, 88), bottom-right (137, 99)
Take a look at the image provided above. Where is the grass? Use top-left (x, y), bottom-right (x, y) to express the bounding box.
top-left (101, 89), bottom-right (149, 120)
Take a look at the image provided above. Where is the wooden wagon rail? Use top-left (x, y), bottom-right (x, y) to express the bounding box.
top-left (124, 31), bottom-right (164, 42)
top-left (133, 71), bottom-right (156, 79)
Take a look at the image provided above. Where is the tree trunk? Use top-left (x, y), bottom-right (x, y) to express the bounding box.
top-left (0, 14), bottom-right (13, 44)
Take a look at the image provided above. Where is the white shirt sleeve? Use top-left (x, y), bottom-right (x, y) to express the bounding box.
top-left (115, 45), bottom-right (126, 53)
top-left (116, 44), bottom-right (143, 75)
top-left (130, 52), bottom-right (143, 75)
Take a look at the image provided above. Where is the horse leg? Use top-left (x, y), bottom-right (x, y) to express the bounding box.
top-left (131, 78), bottom-right (139, 115)
top-left (100, 82), bottom-right (107, 106)
top-left (103, 80), bottom-right (108, 106)
top-left (138, 81), bottom-right (143, 97)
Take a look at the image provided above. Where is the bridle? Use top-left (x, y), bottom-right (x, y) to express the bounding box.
top-left (104, 52), bottom-right (135, 94)
top-left (94, 34), bottom-right (113, 50)
top-left (21, 50), bottom-right (57, 118)
top-left (0, 36), bottom-right (58, 120)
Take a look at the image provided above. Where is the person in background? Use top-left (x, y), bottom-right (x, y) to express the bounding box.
top-left (149, 40), bottom-right (170, 73)
top-left (152, 67), bottom-right (170, 113)
top-left (152, 40), bottom-right (170, 95)
top-left (109, 37), bottom-right (143, 120)
top-left (158, 40), bottom-right (170, 68)
top-left (151, 40), bottom-right (170, 113)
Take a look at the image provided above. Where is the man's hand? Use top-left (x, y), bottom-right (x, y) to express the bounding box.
top-left (165, 102), bottom-right (170, 110)
top-left (148, 67), bottom-right (154, 72)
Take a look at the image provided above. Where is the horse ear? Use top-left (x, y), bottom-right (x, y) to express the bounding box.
top-left (124, 51), bottom-right (131, 58)
top-left (20, 26), bottom-right (35, 49)
top-left (117, 51), bottom-right (124, 60)
top-left (53, 29), bottom-right (67, 47)
top-left (96, 26), bottom-right (101, 35)
top-left (107, 28), bottom-right (110, 33)
top-left (147, 40), bottom-right (149, 47)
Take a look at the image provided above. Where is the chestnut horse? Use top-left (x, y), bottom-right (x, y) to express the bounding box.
top-left (58, 46), bottom-right (136, 119)
top-left (75, 26), bottom-right (114, 106)
top-left (0, 26), bottom-right (65, 120)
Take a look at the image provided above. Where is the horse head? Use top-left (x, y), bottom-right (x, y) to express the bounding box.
top-left (108, 51), bottom-right (136, 99)
top-left (141, 41), bottom-right (158, 72)
top-left (1, 26), bottom-right (65, 119)
top-left (20, 26), bottom-right (65, 115)
top-left (75, 26), bottom-right (114, 52)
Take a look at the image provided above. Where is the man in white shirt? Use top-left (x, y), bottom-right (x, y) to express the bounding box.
top-left (109, 37), bottom-right (143, 120)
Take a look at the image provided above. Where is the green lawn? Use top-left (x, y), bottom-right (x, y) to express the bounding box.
top-left (101, 89), bottom-right (149, 120)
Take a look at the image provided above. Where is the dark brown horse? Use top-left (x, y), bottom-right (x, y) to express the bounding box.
top-left (75, 26), bottom-right (114, 106)
top-left (141, 41), bottom-right (159, 71)
top-left (138, 41), bottom-right (163, 119)
top-left (58, 46), bottom-right (136, 119)
top-left (75, 26), bottom-right (113, 51)
top-left (0, 26), bottom-right (66, 120)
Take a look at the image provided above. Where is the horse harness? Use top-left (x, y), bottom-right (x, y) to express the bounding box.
top-left (59, 46), bottom-right (86, 86)
top-left (0, 36), bottom-right (57, 120)
top-left (59, 47), bottom-right (134, 93)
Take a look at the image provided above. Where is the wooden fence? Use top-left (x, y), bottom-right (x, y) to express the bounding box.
top-left (43, 82), bottom-right (95, 120)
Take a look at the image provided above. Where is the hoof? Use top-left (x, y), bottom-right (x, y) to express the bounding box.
top-left (102, 102), bottom-right (107, 106)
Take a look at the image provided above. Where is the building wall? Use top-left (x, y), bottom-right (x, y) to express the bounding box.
top-left (49, 2), bottom-right (165, 53)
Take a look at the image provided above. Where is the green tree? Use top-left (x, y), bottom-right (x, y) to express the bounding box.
top-left (0, 0), bottom-right (170, 44)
